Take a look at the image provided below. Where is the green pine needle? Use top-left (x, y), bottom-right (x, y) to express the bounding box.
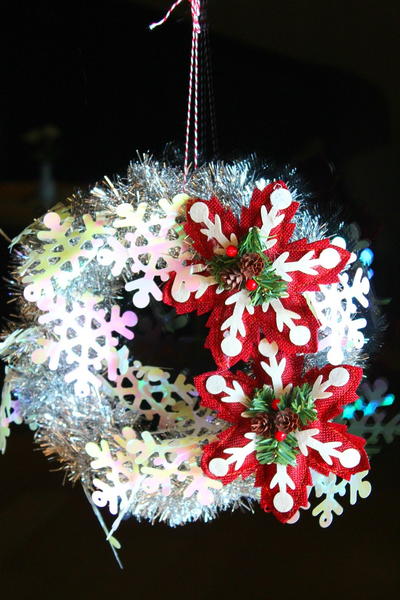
top-left (289, 384), bottom-right (317, 425)
top-left (255, 433), bottom-right (298, 466)
top-left (206, 226), bottom-right (287, 305)
top-left (243, 385), bottom-right (275, 417)
top-left (207, 254), bottom-right (239, 287)
top-left (239, 227), bottom-right (265, 256)
top-left (249, 267), bottom-right (288, 306)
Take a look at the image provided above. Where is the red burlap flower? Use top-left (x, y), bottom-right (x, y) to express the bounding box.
top-left (163, 181), bottom-right (350, 368)
top-left (195, 340), bottom-right (369, 523)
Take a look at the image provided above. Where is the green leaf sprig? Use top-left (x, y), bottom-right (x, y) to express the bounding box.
top-left (243, 383), bottom-right (316, 466)
top-left (207, 227), bottom-right (287, 305)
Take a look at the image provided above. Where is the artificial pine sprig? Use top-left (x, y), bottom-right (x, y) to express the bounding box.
top-left (207, 254), bottom-right (238, 287)
top-left (256, 433), bottom-right (299, 466)
top-left (207, 226), bottom-right (287, 305)
top-left (243, 384), bottom-right (276, 416)
top-left (238, 226), bottom-right (265, 256)
top-left (249, 266), bottom-right (288, 305)
top-left (286, 384), bottom-right (316, 425)
top-left (243, 383), bottom-right (317, 466)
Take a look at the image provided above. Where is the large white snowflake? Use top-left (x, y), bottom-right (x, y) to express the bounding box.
top-left (96, 195), bottom-right (187, 308)
top-left (31, 295), bottom-right (137, 396)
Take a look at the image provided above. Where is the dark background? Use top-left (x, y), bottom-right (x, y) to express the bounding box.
top-left (0, 0), bottom-right (399, 597)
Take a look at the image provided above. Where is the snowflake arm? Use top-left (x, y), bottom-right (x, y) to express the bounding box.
top-left (184, 198), bottom-right (240, 259)
top-left (305, 365), bottom-right (362, 421)
top-left (310, 469), bottom-right (371, 527)
top-left (258, 453), bottom-right (311, 522)
top-left (219, 290), bottom-right (254, 358)
top-left (201, 423), bottom-right (259, 484)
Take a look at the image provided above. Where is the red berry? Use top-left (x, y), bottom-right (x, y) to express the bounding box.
top-left (225, 245), bottom-right (238, 258)
top-left (245, 278), bottom-right (258, 291)
top-left (275, 431), bottom-right (287, 442)
top-left (271, 398), bottom-right (280, 411)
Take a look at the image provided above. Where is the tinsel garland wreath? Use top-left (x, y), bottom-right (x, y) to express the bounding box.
top-left (0, 156), bottom-right (380, 543)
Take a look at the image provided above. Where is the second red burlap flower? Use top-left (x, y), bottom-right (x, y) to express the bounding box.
top-left (195, 339), bottom-right (369, 523)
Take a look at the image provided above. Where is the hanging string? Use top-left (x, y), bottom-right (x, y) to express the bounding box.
top-left (199, 0), bottom-right (218, 161)
top-left (150, 0), bottom-right (201, 184)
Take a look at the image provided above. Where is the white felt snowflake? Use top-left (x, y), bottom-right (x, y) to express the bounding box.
top-left (308, 266), bottom-right (370, 365)
top-left (31, 295), bottom-right (137, 396)
top-left (165, 184), bottom-right (351, 366)
top-left (199, 337), bottom-right (368, 522)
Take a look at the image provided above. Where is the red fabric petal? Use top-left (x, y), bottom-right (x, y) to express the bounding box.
top-left (184, 197), bottom-right (240, 260)
top-left (257, 455), bottom-right (311, 523)
top-left (302, 364), bottom-right (363, 421)
top-left (262, 294), bottom-right (320, 354)
top-left (240, 182), bottom-right (298, 251)
top-left (304, 421), bottom-right (369, 480)
top-left (201, 421), bottom-right (258, 484)
top-left (162, 271), bottom-right (219, 315)
top-left (202, 292), bottom-right (320, 368)
top-left (281, 239), bottom-right (350, 293)
top-left (194, 369), bottom-right (258, 423)
top-left (204, 301), bottom-right (262, 368)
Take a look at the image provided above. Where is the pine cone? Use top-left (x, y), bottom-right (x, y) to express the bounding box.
top-left (220, 269), bottom-right (243, 291)
top-left (250, 413), bottom-right (274, 437)
top-left (239, 252), bottom-right (265, 278)
top-left (274, 408), bottom-right (300, 434)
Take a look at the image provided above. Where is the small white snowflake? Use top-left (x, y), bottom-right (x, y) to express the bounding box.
top-left (0, 367), bottom-right (23, 453)
top-left (340, 378), bottom-right (400, 453)
top-left (310, 469), bottom-right (371, 527)
top-left (308, 267), bottom-right (370, 365)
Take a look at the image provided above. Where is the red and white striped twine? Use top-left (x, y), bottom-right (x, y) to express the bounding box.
top-left (150, 0), bottom-right (202, 185)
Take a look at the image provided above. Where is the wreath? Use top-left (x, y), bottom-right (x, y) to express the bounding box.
top-left (0, 157), bottom-right (375, 549)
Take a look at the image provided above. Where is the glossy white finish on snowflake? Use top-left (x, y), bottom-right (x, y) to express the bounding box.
top-left (31, 296), bottom-right (137, 396)
top-left (98, 195), bottom-right (187, 308)
top-left (308, 267), bottom-right (370, 365)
